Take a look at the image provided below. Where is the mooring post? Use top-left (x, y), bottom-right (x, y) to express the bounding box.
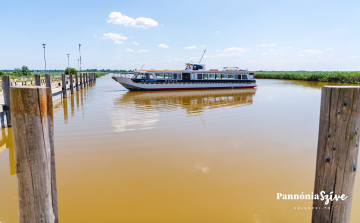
top-left (80, 73), bottom-right (83, 89)
top-left (45, 74), bottom-right (51, 88)
top-left (10, 86), bottom-right (58, 223)
top-left (1, 76), bottom-right (11, 127)
top-left (75, 73), bottom-right (79, 91)
top-left (312, 86), bottom-right (360, 223)
top-left (70, 73), bottom-right (74, 94)
top-left (34, 74), bottom-right (41, 86)
top-left (62, 73), bottom-right (67, 98)
top-left (84, 73), bottom-right (87, 86)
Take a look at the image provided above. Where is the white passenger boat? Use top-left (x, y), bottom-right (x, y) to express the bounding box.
top-left (112, 63), bottom-right (257, 91)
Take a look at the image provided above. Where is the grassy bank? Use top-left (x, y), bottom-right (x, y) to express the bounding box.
top-left (254, 71), bottom-right (360, 84)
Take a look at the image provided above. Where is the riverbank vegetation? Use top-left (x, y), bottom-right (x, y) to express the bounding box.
top-left (254, 71), bottom-right (360, 84)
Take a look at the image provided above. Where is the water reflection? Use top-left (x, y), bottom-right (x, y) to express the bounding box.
top-left (112, 89), bottom-right (256, 132)
top-left (115, 89), bottom-right (256, 115)
top-left (0, 128), bottom-right (15, 175)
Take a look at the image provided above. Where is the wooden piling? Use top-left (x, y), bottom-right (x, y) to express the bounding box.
top-left (80, 73), bottom-right (83, 89)
top-left (34, 74), bottom-right (41, 86)
top-left (45, 74), bottom-right (51, 88)
top-left (1, 76), bottom-right (11, 127)
top-left (75, 73), bottom-right (79, 91)
top-left (10, 86), bottom-right (58, 223)
top-left (312, 86), bottom-right (360, 223)
top-left (62, 74), bottom-right (67, 98)
top-left (70, 73), bottom-right (74, 94)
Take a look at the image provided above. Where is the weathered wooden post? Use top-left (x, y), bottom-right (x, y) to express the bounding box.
top-left (10, 86), bottom-right (58, 223)
top-left (70, 73), bottom-right (74, 94)
top-left (34, 74), bottom-right (41, 86)
top-left (45, 74), bottom-right (51, 88)
top-left (75, 73), bottom-right (79, 91)
top-left (312, 86), bottom-right (360, 223)
top-left (2, 76), bottom-right (11, 127)
top-left (62, 74), bottom-right (67, 98)
top-left (84, 73), bottom-right (87, 86)
top-left (80, 73), bottom-right (83, 89)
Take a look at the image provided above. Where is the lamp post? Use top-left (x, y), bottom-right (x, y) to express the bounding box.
top-left (79, 44), bottom-right (82, 74)
top-left (42, 44), bottom-right (46, 74)
top-left (78, 59), bottom-right (79, 71)
top-left (67, 54), bottom-right (70, 75)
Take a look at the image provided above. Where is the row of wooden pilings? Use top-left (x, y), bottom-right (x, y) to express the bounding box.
top-left (5, 85), bottom-right (360, 223)
top-left (1, 73), bottom-right (96, 128)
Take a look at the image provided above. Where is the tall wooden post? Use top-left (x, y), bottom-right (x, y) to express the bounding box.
top-left (80, 73), bottom-right (83, 89)
top-left (10, 86), bottom-right (58, 223)
top-left (1, 76), bottom-right (11, 127)
top-left (62, 74), bottom-right (67, 98)
top-left (312, 86), bottom-right (360, 223)
top-left (75, 73), bottom-right (79, 91)
top-left (70, 73), bottom-right (74, 94)
top-left (34, 74), bottom-right (41, 86)
top-left (45, 74), bottom-right (51, 88)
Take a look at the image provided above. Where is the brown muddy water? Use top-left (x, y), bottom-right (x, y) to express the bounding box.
top-left (0, 75), bottom-right (360, 223)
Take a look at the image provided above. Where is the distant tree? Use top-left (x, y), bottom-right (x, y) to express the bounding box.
top-left (65, 67), bottom-right (77, 75)
top-left (13, 68), bottom-right (22, 76)
top-left (21, 65), bottom-right (31, 76)
top-left (0, 70), bottom-right (5, 76)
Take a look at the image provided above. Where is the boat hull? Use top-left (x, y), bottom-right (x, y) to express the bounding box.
top-left (112, 77), bottom-right (257, 91)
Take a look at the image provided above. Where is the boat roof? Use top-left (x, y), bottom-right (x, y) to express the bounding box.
top-left (141, 70), bottom-right (254, 73)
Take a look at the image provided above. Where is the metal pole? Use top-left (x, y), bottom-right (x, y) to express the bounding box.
top-left (42, 44), bottom-right (46, 74)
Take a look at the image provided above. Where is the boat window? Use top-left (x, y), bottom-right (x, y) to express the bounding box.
top-left (182, 73), bottom-right (191, 80)
top-left (178, 73), bottom-right (182, 79)
top-left (203, 74), bottom-right (208, 79)
top-left (209, 74), bottom-right (215, 79)
top-left (229, 74), bottom-right (235, 79)
top-left (242, 74), bottom-right (248, 80)
top-left (193, 65), bottom-right (203, 70)
top-left (237, 75), bottom-right (241, 79)
top-left (165, 73), bottom-right (172, 79)
top-left (144, 73), bottom-right (154, 79)
top-left (221, 74), bottom-right (228, 79)
top-left (156, 73), bottom-right (164, 79)
top-left (173, 73), bottom-right (178, 79)
top-left (197, 73), bottom-right (202, 79)
top-left (215, 74), bottom-right (221, 79)
top-left (135, 73), bottom-right (144, 79)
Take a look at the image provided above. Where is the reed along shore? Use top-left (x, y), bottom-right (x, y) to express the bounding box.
top-left (254, 71), bottom-right (360, 84)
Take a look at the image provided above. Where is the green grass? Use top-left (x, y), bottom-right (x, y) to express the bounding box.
top-left (254, 71), bottom-right (360, 84)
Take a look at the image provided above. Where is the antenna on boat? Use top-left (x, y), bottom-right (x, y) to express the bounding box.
top-left (199, 49), bottom-right (206, 63)
top-left (139, 64), bottom-right (145, 72)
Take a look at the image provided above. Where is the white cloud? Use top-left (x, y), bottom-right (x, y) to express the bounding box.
top-left (131, 41), bottom-right (139, 45)
top-left (215, 31), bottom-right (220, 33)
top-left (159, 44), bottom-right (169, 48)
top-left (302, 49), bottom-right (324, 55)
top-left (185, 46), bottom-right (197, 50)
top-left (287, 46), bottom-right (292, 49)
top-left (298, 54), bottom-right (304, 57)
top-left (350, 55), bottom-right (360, 59)
top-left (223, 47), bottom-right (248, 53)
top-left (125, 48), bottom-right (135, 52)
top-left (138, 49), bottom-right (149, 52)
top-left (326, 48), bottom-right (335, 51)
top-left (107, 12), bottom-right (159, 29)
top-left (262, 52), bottom-right (277, 55)
top-left (100, 33), bottom-right (127, 44)
top-left (204, 47), bottom-right (249, 58)
top-left (256, 43), bottom-right (276, 47)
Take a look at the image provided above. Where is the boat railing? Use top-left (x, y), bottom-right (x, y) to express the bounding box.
top-left (112, 73), bottom-right (134, 78)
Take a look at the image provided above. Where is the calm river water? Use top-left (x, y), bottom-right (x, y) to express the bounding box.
top-left (0, 75), bottom-right (359, 223)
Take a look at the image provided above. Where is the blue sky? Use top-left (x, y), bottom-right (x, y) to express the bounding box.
top-left (1, 0), bottom-right (360, 71)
